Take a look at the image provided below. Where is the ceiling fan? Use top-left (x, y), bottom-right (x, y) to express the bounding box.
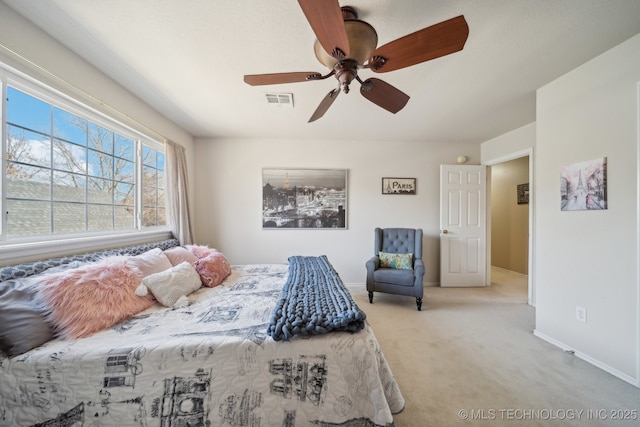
top-left (244, 0), bottom-right (469, 122)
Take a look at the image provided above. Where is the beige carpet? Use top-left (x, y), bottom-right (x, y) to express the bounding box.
top-left (349, 269), bottom-right (640, 426)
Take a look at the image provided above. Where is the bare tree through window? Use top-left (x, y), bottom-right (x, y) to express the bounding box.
top-left (4, 86), bottom-right (165, 238)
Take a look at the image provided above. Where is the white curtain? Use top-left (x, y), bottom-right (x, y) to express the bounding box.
top-left (165, 140), bottom-right (194, 245)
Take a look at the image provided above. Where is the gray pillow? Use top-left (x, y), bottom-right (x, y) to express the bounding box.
top-left (0, 277), bottom-right (54, 357)
top-left (0, 261), bottom-right (85, 357)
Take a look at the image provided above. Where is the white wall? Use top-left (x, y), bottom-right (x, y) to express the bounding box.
top-left (534, 33), bottom-right (640, 384)
top-left (481, 123), bottom-right (535, 165)
top-left (193, 138), bottom-right (480, 285)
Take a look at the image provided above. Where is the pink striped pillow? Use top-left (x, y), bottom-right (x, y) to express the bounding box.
top-left (37, 256), bottom-right (154, 339)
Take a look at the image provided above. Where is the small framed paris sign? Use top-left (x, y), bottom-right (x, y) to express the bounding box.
top-left (381, 177), bottom-right (416, 195)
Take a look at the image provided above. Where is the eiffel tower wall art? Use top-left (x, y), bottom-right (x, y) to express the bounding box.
top-left (560, 157), bottom-right (607, 211)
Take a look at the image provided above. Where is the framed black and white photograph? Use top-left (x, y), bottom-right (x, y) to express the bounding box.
top-left (382, 177), bottom-right (416, 195)
top-left (262, 168), bottom-right (347, 229)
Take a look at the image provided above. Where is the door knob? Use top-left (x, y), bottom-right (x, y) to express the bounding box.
top-left (442, 230), bottom-right (448, 234)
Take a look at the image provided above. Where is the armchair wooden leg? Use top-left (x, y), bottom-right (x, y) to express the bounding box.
top-left (416, 298), bottom-right (422, 311)
top-left (368, 291), bottom-right (373, 304)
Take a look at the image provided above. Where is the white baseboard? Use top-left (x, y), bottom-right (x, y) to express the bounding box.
top-left (533, 329), bottom-right (638, 388)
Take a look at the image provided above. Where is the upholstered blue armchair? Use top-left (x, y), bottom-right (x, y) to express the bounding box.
top-left (366, 228), bottom-right (425, 310)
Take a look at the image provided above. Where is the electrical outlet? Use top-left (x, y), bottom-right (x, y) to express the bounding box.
top-left (576, 306), bottom-right (587, 323)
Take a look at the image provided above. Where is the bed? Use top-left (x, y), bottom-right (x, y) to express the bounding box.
top-left (0, 242), bottom-right (404, 427)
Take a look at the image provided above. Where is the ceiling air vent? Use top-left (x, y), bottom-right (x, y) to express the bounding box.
top-left (265, 93), bottom-right (294, 107)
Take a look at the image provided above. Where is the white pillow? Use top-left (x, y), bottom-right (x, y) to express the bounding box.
top-left (135, 261), bottom-right (201, 307)
top-left (130, 247), bottom-right (172, 277)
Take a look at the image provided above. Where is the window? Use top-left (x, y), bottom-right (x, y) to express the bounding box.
top-left (2, 80), bottom-right (166, 242)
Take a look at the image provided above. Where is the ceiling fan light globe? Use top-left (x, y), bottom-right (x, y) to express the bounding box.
top-left (314, 19), bottom-right (378, 69)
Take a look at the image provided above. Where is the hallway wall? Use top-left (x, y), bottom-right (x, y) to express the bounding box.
top-left (490, 157), bottom-right (529, 274)
top-left (535, 33), bottom-right (639, 383)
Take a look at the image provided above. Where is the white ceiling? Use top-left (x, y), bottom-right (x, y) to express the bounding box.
top-left (4, 0), bottom-right (640, 143)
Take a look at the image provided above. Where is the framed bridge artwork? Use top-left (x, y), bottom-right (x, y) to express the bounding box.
top-left (262, 168), bottom-right (347, 229)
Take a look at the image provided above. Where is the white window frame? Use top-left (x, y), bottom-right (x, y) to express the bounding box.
top-left (0, 64), bottom-right (171, 265)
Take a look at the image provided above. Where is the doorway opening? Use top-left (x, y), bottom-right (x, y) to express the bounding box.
top-left (486, 152), bottom-right (534, 306)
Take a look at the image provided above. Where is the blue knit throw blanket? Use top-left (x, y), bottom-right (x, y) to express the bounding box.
top-left (267, 255), bottom-right (366, 341)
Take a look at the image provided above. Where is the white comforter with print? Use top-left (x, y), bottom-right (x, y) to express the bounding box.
top-left (0, 264), bottom-right (404, 427)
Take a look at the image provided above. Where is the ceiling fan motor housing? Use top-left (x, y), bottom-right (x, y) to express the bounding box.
top-left (314, 15), bottom-right (378, 93)
top-left (313, 19), bottom-right (378, 69)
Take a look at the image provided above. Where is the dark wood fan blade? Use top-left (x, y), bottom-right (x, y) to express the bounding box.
top-left (360, 78), bottom-right (409, 114)
top-left (368, 15), bottom-right (469, 73)
top-left (308, 89), bottom-right (340, 122)
top-left (298, 0), bottom-right (349, 58)
top-left (244, 72), bottom-right (321, 86)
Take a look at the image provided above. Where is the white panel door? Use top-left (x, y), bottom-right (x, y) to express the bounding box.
top-left (440, 165), bottom-right (487, 287)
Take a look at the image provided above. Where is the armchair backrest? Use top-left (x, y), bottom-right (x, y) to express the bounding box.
top-left (374, 228), bottom-right (423, 260)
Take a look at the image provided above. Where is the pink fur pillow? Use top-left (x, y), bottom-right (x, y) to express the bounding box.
top-left (187, 244), bottom-right (218, 259)
top-left (37, 256), bottom-right (154, 339)
top-left (194, 252), bottom-right (231, 287)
